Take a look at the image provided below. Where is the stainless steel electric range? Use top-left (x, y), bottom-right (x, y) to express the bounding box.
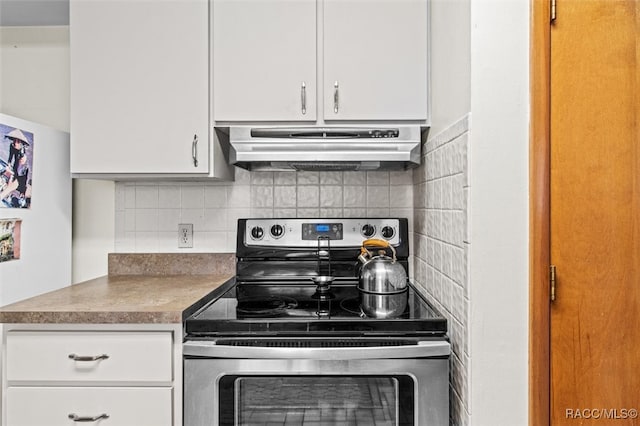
top-left (184, 218), bottom-right (450, 426)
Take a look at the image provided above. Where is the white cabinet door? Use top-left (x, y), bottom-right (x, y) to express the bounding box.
top-left (323, 0), bottom-right (428, 121)
top-left (6, 387), bottom-right (172, 426)
top-left (212, 0), bottom-right (317, 122)
top-left (6, 331), bottom-right (173, 384)
top-left (70, 0), bottom-right (209, 174)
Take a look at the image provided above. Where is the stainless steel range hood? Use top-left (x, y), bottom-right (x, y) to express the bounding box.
top-left (227, 126), bottom-right (422, 171)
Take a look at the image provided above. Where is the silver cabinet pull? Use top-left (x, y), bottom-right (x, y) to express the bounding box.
top-left (301, 82), bottom-right (307, 115)
top-left (68, 353), bottom-right (109, 362)
top-left (68, 413), bottom-right (110, 422)
top-left (192, 134), bottom-right (199, 167)
top-left (333, 81), bottom-right (339, 114)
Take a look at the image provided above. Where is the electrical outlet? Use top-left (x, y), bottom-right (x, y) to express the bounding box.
top-left (178, 224), bottom-right (193, 248)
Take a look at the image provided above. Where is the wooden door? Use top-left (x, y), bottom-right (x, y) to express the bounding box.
top-left (550, 0), bottom-right (640, 424)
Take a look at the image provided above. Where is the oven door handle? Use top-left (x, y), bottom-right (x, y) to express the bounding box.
top-left (183, 340), bottom-right (450, 359)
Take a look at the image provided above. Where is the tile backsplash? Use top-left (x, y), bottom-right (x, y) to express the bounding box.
top-left (114, 169), bottom-right (414, 253)
top-left (412, 115), bottom-right (470, 426)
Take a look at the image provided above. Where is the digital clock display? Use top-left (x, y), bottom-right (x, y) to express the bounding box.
top-left (302, 222), bottom-right (343, 240)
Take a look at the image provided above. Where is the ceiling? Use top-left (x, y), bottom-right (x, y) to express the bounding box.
top-left (0, 0), bottom-right (69, 26)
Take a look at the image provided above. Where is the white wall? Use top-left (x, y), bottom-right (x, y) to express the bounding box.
top-left (429, 0), bottom-right (471, 136)
top-left (468, 1), bottom-right (529, 425)
top-left (0, 26), bottom-right (114, 283)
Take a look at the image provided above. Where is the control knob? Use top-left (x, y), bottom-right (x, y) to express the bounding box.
top-left (381, 226), bottom-right (395, 240)
top-left (270, 224), bottom-right (285, 238)
top-left (250, 226), bottom-right (264, 240)
top-left (361, 224), bottom-right (376, 238)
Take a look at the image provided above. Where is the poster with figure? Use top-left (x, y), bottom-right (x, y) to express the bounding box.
top-left (0, 219), bottom-right (21, 262)
top-left (0, 123), bottom-right (34, 208)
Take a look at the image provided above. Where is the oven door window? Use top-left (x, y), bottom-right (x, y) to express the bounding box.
top-left (219, 375), bottom-right (414, 426)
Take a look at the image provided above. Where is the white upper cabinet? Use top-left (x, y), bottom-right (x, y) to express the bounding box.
top-left (212, 0), bottom-right (428, 124)
top-left (323, 0), bottom-right (428, 121)
top-left (71, 0), bottom-right (219, 176)
top-left (212, 0), bottom-right (317, 122)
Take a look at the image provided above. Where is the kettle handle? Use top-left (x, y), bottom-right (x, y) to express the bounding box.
top-left (360, 239), bottom-right (397, 262)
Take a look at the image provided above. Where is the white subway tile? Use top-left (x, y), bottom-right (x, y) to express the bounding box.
top-left (227, 208), bottom-right (251, 233)
top-left (115, 211), bottom-right (125, 239)
top-left (251, 171), bottom-right (274, 185)
top-left (201, 231), bottom-right (228, 251)
top-left (250, 208), bottom-right (273, 218)
top-left (274, 171), bottom-right (297, 185)
top-left (273, 208), bottom-right (297, 218)
top-left (297, 186), bottom-right (319, 208)
top-left (158, 185), bottom-right (181, 209)
top-left (233, 166), bottom-right (251, 184)
top-left (251, 186), bottom-right (274, 208)
top-left (227, 185), bottom-right (251, 208)
top-left (135, 231), bottom-right (159, 252)
top-left (319, 171), bottom-right (342, 185)
top-left (124, 185), bottom-right (136, 209)
top-left (297, 171), bottom-right (320, 185)
top-left (124, 209), bottom-right (136, 232)
top-left (367, 208), bottom-right (390, 218)
top-left (296, 208), bottom-right (319, 217)
top-left (343, 186), bottom-right (366, 208)
top-left (343, 208), bottom-right (367, 218)
top-left (135, 185), bottom-right (159, 208)
top-left (320, 186), bottom-right (343, 208)
top-left (366, 171), bottom-right (389, 186)
top-left (135, 210), bottom-right (159, 232)
top-left (343, 171), bottom-right (366, 185)
top-left (204, 186), bottom-right (227, 208)
top-left (204, 209), bottom-right (228, 231)
top-left (181, 186), bottom-right (204, 209)
top-left (274, 186), bottom-right (297, 208)
top-left (158, 208), bottom-right (181, 232)
top-left (180, 208), bottom-right (205, 230)
top-left (389, 185), bottom-right (413, 208)
top-left (366, 186), bottom-right (390, 208)
top-left (390, 170), bottom-right (413, 185)
top-left (157, 231), bottom-right (179, 252)
top-left (319, 208), bottom-right (343, 218)
top-left (115, 184), bottom-right (126, 211)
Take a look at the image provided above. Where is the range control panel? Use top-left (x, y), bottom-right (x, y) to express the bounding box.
top-left (244, 218), bottom-right (401, 247)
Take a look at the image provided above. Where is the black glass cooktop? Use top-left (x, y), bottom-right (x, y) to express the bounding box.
top-left (185, 281), bottom-right (447, 337)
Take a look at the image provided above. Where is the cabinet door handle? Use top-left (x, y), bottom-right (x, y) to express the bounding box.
top-left (68, 353), bottom-right (109, 362)
top-left (68, 413), bottom-right (110, 422)
top-left (301, 82), bottom-right (307, 115)
top-left (333, 81), bottom-right (339, 114)
top-left (192, 134), bottom-right (199, 167)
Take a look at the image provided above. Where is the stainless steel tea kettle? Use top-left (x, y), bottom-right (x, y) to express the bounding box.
top-left (358, 239), bottom-right (408, 318)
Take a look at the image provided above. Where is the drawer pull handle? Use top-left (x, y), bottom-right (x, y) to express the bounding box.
top-left (68, 353), bottom-right (109, 362)
top-left (68, 413), bottom-right (109, 422)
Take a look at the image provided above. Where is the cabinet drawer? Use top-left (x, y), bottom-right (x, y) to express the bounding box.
top-left (6, 331), bottom-right (172, 383)
top-left (6, 387), bottom-right (172, 426)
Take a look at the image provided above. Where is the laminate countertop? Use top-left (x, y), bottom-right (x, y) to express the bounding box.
top-left (0, 253), bottom-right (236, 324)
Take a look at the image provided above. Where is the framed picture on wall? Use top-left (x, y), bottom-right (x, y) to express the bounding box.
top-left (0, 218), bottom-right (21, 262)
top-left (1, 123), bottom-right (34, 209)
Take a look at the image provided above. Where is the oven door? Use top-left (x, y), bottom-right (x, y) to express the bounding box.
top-left (183, 339), bottom-right (449, 426)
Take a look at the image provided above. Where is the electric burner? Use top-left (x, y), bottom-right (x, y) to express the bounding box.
top-left (185, 218), bottom-right (447, 337)
top-left (236, 296), bottom-right (298, 316)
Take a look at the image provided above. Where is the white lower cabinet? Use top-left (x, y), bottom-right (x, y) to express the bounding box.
top-left (6, 387), bottom-right (172, 426)
top-left (2, 327), bottom-right (182, 426)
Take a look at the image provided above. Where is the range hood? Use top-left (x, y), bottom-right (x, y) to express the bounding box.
top-left (227, 126), bottom-right (422, 171)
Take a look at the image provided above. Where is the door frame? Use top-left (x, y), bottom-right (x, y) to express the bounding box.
top-left (529, 0), bottom-right (551, 425)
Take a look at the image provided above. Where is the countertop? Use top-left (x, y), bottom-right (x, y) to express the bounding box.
top-left (0, 253), bottom-right (236, 324)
